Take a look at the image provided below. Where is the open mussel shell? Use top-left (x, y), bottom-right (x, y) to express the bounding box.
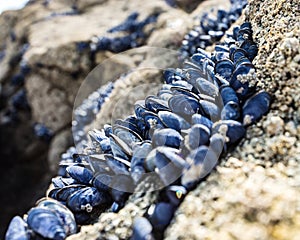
top-left (5, 216), bottom-right (31, 240)
top-left (27, 207), bottom-right (66, 240)
top-left (67, 187), bottom-right (112, 213)
top-left (152, 128), bottom-right (183, 149)
top-left (36, 198), bottom-right (77, 235)
top-left (242, 91), bottom-right (271, 126)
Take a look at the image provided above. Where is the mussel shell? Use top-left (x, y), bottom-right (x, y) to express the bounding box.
top-left (109, 134), bottom-right (131, 160)
top-left (242, 91), bottom-right (271, 126)
top-left (220, 85), bottom-right (239, 105)
top-left (113, 124), bottom-right (142, 148)
top-left (181, 145), bottom-right (219, 190)
top-left (105, 154), bottom-right (130, 175)
top-left (148, 202), bottom-right (175, 231)
top-left (67, 187), bottom-right (111, 213)
top-left (27, 207), bottom-right (66, 240)
top-left (66, 166), bottom-right (94, 185)
top-left (191, 113), bottom-right (213, 129)
top-left (131, 142), bottom-right (152, 184)
top-left (199, 100), bottom-right (220, 121)
top-left (158, 111), bottom-right (191, 132)
top-left (54, 185), bottom-right (86, 202)
top-left (132, 217), bottom-right (154, 240)
top-left (215, 59), bottom-right (234, 81)
top-left (145, 95), bottom-right (169, 112)
top-left (5, 216), bottom-right (30, 240)
top-left (212, 120), bottom-right (246, 146)
top-left (36, 198), bottom-right (77, 235)
top-left (92, 173), bottom-right (112, 192)
top-left (221, 101), bottom-right (241, 120)
top-left (152, 128), bottom-right (183, 149)
top-left (194, 77), bottom-right (219, 98)
top-left (185, 124), bottom-right (210, 150)
top-left (52, 177), bottom-right (77, 188)
top-left (168, 94), bottom-right (200, 118)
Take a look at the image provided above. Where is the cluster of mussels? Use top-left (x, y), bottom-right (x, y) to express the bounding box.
top-left (180, 0), bottom-right (247, 59)
top-left (0, 44), bottom-right (31, 125)
top-left (5, 20), bottom-right (271, 240)
top-left (88, 11), bottom-right (160, 53)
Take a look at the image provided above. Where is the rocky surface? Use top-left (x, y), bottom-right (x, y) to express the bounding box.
top-left (0, 0), bottom-right (299, 239)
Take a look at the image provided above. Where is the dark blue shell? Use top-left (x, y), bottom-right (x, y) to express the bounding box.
top-left (212, 120), bottom-right (246, 146)
top-left (199, 100), bottom-right (220, 121)
top-left (92, 173), bottom-right (112, 192)
top-left (191, 114), bottom-right (213, 129)
top-left (194, 78), bottom-right (219, 98)
top-left (130, 142), bottom-right (152, 184)
top-left (27, 208), bottom-right (66, 240)
top-left (181, 144), bottom-right (219, 190)
top-left (242, 91), bottom-right (271, 126)
top-left (145, 96), bottom-right (169, 112)
top-left (168, 94), bottom-right (200, 118)
top-left (5, 216), bottom-right (30, 240)
top-left (55, 185), bottom-right (86, 202)
top-left (221, 101), bottom-right (240, 120)
top-left (148, 202), bottom-right (175, 231)
top-left (158, 111), bottom-right (191, 132)
top-left (215, 59), bottom-right (234, 81)
top-left (110, 175), bottom-right (134, 209)
top-left (36, 198), bottom-right (77, 236)
top-left (185, 124), bottom-right (210, 150)
top-left (66, 166), bottom-right (93, 185)
top-left (152, 128), bottom-right (183, 149)
top-left (67, 187), bottom-right (111, 213)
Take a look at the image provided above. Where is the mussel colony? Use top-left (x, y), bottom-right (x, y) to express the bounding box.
top-left (5, 1), bottom-right (272, 240)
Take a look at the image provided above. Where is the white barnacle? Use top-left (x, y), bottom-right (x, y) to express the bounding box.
top-left (148, 118), bottom-right (157, 128)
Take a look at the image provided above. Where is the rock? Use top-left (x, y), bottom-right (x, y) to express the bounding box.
top-left (48, 128), bottom-right (73, 173)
